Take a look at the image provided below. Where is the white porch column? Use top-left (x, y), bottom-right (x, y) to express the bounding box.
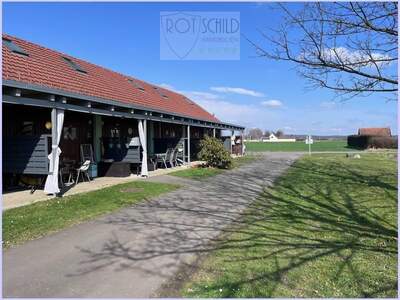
top-left (138, 120), bottom-right (148, 177)
top-left (231, 130), bottom-right (235, 154)
top-left (213, 128), bottom-right (216, 138)
top-left (44, 108), bottom-right (65, 195)
top-left (51, 108), bottom-right (57, 164)
top-left (187, 125), bottom-right (191, 165)
top-left (241, 130), bottom-right (245, 156)
top-left (50, 108), bottom-right (57, 176)
top-left (143, 119), bottom-right (147, 173)
top-left (182, 124), bottom-right (186, 165)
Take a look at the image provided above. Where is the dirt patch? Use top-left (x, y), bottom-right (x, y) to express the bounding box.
top-left (152, 254), bottom-right (208, 297)
top-left (119, 187), bottom-right (144, 193)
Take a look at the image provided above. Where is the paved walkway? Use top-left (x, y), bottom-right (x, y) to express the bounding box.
top-left (2, 161), bottom-right (203, 211)
top-left (3, 153), bottom-right (301, 298)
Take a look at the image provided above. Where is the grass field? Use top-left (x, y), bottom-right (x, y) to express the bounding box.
top-left (182, 153), bottom-right (398, 297)
top-left (170, 167), bottom-right (224, 180)
top-left (3, 181), bottom-right (179, 249)
top-left (170, 155), bottom-right (257, 180)
top-left (231, 154), bottom-right (258, 168)
top-left (245, 140), bottom-right (355, 152)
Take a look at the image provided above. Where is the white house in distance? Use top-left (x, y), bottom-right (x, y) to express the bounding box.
top-left (262, 133), bottom-right (296, 142)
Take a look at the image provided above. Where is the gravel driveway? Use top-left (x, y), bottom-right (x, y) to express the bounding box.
top-left (3, 153), bottom-right (301, 298)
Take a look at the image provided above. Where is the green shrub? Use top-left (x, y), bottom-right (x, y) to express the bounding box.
top-left (368, 136), bottom-right (398, 149)
top-left (348, 135), bottom-right (397, 149)
top-left (198, 136), bottom-right (232, 169)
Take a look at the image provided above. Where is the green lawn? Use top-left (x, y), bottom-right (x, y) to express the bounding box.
top-left (170, 167), bottom-right (224, 180)
top-left (246, 140), bottom-right (355, 152)
top-left (182, 153), bottom-right (398, 297)
top-left (170, 155), bottom-right (257, 180)
top-left (232, 154), bottom-right (258, 168)
top-left (3, 181), bottom-right (179, 249)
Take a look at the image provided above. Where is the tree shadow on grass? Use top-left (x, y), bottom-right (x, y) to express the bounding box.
top-left (70, 155), bottom-right (397, 297)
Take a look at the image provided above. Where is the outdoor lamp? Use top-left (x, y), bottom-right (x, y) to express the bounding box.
top-left (14, 89), bottom-right (22, 97)
top-left (45, 121), bottom-right (52, 130)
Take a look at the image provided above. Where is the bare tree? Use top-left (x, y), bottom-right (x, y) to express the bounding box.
top-left (275, 129), bottom-right (284, 138)
top-left (264, 130), bottom-right (271, 137)
top-left (248, 128), bottom-right (263, 140)
top-left (249, 2), bottom-right (398, 100)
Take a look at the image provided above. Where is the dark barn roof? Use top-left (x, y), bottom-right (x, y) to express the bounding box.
top-left (358, 128), bottom-right (392, 136)
top-left (2, 34), bottom-right (236, 128)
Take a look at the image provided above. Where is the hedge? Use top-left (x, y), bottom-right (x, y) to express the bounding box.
top-left (347, 135), bottom-right (398, 149)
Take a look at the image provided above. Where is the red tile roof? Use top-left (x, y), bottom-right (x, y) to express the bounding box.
top-left (2, 34), bottom-right (220, 123)
top-left (358, 127), bottom-right (391, 136)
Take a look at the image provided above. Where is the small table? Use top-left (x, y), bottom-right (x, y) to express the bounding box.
top-left (153, 153), bottom-right (168, 168)
top-left (59, 160), bottom-right (76, 186)
top-left (148, 155), bottom-right (158, 171)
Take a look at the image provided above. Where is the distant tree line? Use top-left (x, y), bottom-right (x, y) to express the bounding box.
top-left (245, 128), bottom-right (284, 140)
top-left (244, 129), bottom-right (349, 141)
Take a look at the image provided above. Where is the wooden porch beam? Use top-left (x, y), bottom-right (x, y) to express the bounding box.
top-left (2, 93), bottom-right (244, 131)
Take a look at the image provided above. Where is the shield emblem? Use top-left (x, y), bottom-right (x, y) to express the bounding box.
top-left (160, 12), bottom-right (201, 59)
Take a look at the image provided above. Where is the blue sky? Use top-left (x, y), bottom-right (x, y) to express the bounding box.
top-left (2, 2), bottom-right (397, 135)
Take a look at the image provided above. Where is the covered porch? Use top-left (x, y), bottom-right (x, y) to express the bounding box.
top-left (2, 86), bottom-right (244, 198)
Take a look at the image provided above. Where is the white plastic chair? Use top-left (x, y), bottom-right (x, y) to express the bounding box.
top-left (168, 148), bottom-right (178, 167)
top-left (75, 160), bottom-right (91, 184)
top-left (176, 147), bottom-right (184, 165)
top-left (156, 148), bottom-right (172, 168)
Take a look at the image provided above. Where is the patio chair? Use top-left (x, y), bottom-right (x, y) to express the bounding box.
top-left (168, 148), bottom-right (178, 167)
top-left (176, 147), bottom-right (184, 166)
top-left (75, 160), bottom-right (91, 184)
top-left (156, 148), bottom-right (172, 168)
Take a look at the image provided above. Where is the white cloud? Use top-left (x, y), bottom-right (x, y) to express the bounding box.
top-left (328, 127), bottom-right (344, 132)
top-left (158, 83), bottom-right (175, 90)
top-left (182, 91), bottom-right (221, 101)
top-left (158, 83), bottom-right (221, 101)
top-left (320, 101), bottom-right (336, 109)
top-left (311, 121), bottom-right (323, 126)
top-left (157, 83), bottom-right (283, 129)
top-left (260, 99), bottom-right (283, 108)
top-left (194, 98), bottom-right (279, 128)
top-left (156, 82), bottom-right (398, 135)
top-left (210, 86), bottom-right (264, 97)
top-left (319, 47), bottom-right (392, 67)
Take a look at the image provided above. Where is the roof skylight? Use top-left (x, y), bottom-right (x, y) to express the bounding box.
top-left (153, 86), bottom-right (168, 99)
top-left (183, 96), bottom-right (194, 105)
top-left (3, 38), bottom-right (29, 56)
top-left (62, 56), bottom-right (87, 74)
top-left (128, 79), bottom-right (145, 91)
